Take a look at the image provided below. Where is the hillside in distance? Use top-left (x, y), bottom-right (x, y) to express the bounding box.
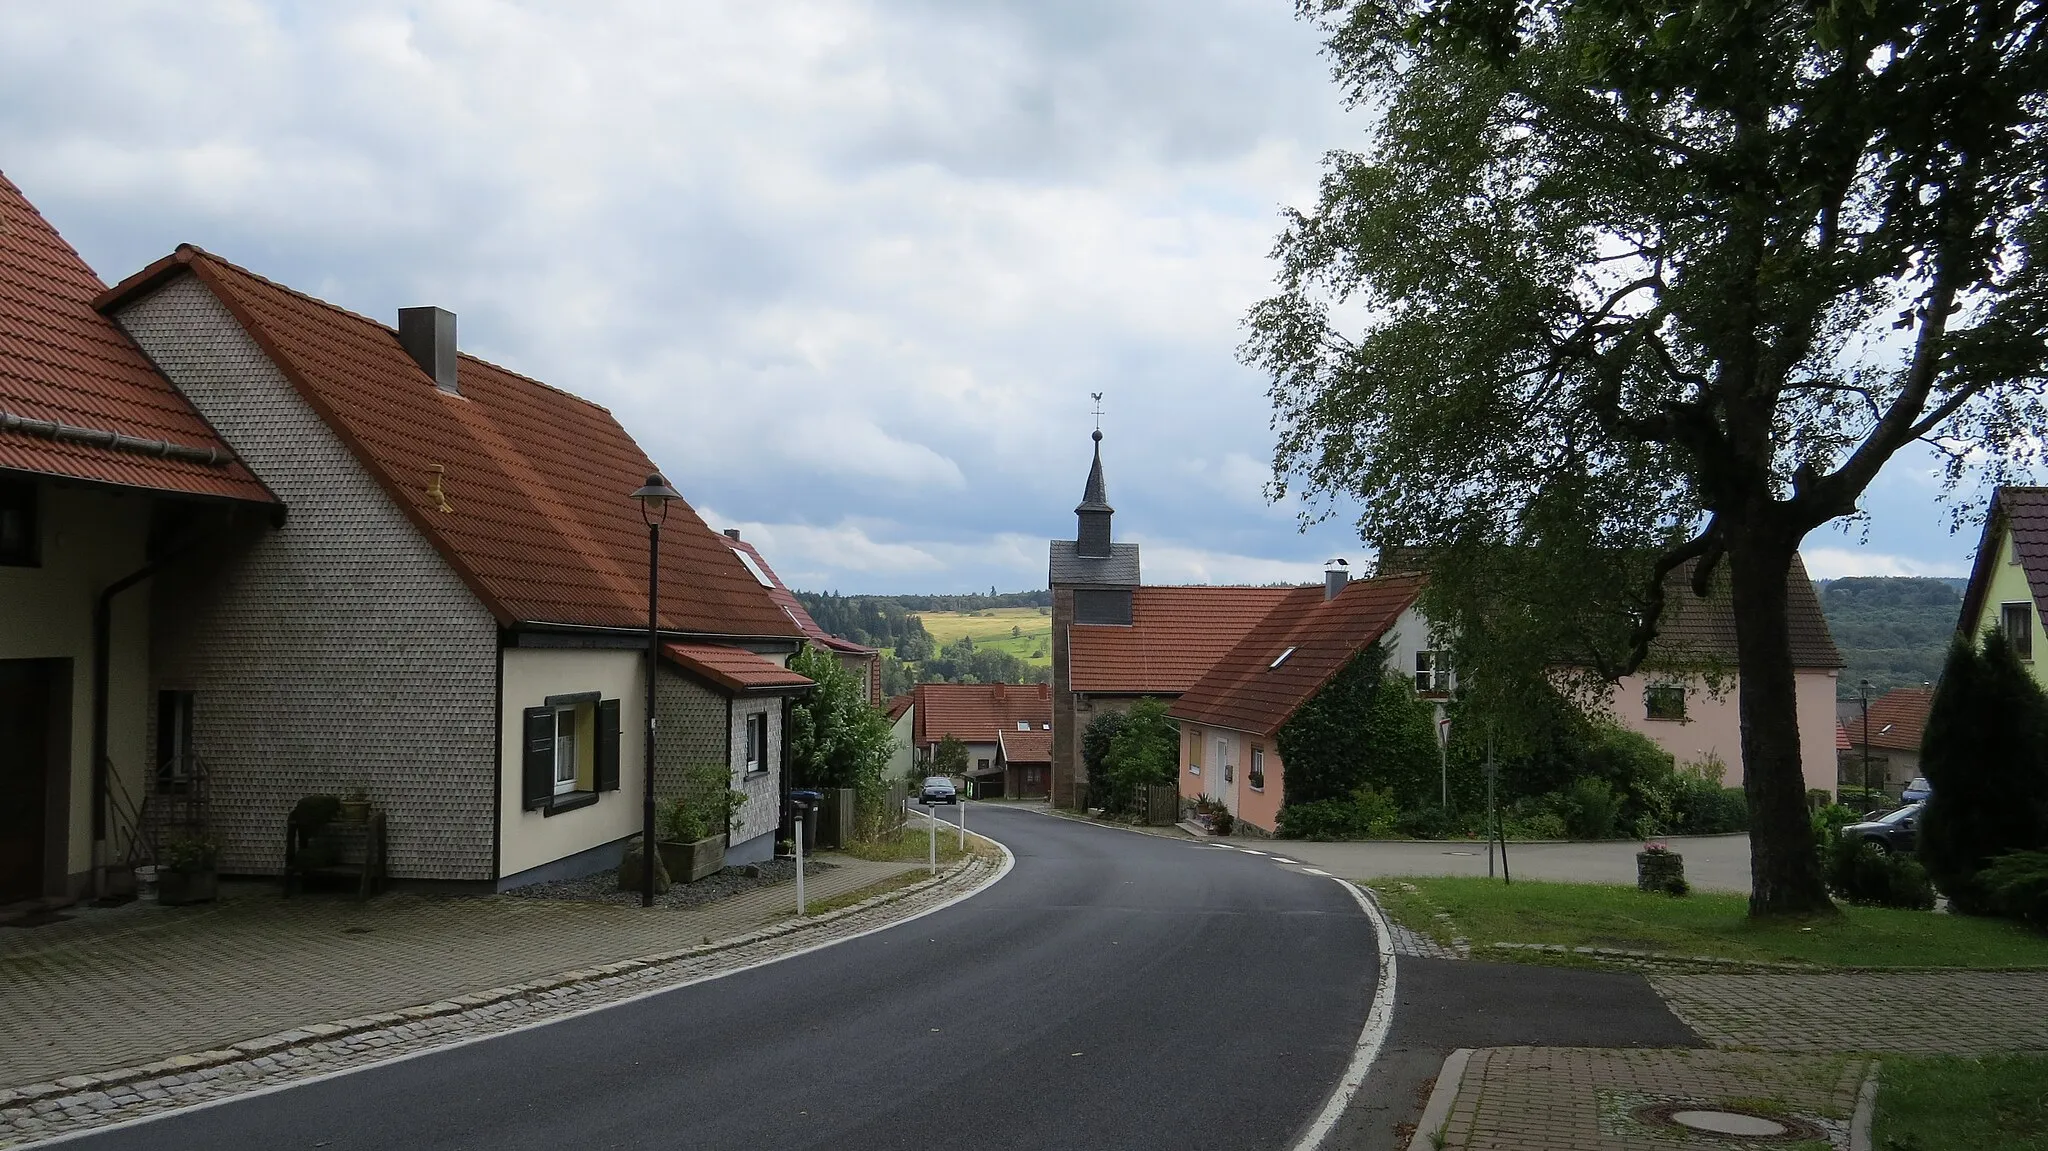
top-left (1814, 576), bottom-right (1967, 698)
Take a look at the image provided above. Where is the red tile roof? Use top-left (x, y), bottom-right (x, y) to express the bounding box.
top-left (1836, 721), bottom-right (1852, 751)
top-left (721, 533), bottom-right (877, 656)
top-left (1170, 574), bottom-right (1427, 737)
top-left (1653, 555), bottom-right (1841, 669)
top-left (1960, 486), bottom-right (2048, 634)
top-left (101, 247), bottom-right (799, 637)
top-left (884, 694), bottom-right (914, 723)
top-left (1848, 687), bottom-right (1935, 753)
top-left (998, 728), bottom-right (1053, 765)
top-left (662, 642), bottom-right (815, 694)
top-left (1068, 585), bottom-right (1296, 695)
top-left (912, 682), bottom-right (1051, 746)
top-left (0, 173), bottom-right (271, 503)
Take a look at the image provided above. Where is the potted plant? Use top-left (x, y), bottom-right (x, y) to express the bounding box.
top-left (158, 834), bottom-right (220, 906)
top-left (657, 764), bottom-right (747, 883)
top-left (339, 785), bottom-right (371, 823)
top-left (1636, 841), bottom-right (1688, 896)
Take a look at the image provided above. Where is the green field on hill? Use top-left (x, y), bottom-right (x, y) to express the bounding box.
top-left (916, 607), bottom-right (1053, 668)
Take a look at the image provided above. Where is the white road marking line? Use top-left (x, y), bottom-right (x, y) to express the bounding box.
top-left (1286, 879), bottom-right (1398, 1151)
top-left (1236, 848), bottom-right (1269, 855)
top-left (1271, 858), bottom-right (1300, 865)
top-left (1298, 867), bottom-right (1331, 877)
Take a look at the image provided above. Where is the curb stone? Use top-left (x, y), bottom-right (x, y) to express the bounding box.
top-left (1849, 1061), bottom-right (1880, 1151)
top-left (0, 852), bottom-right (989, 1121)
top-left (1403, 1048), bottom-right (1472, 1151)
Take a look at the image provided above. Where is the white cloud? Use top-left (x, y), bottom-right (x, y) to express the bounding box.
top-left (1801, 547), bottom-right (1968, 580)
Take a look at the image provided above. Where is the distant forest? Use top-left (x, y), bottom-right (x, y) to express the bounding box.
top-left (792, 590), bottom-right (1055, 695)
top-left (1814, 576), bottom-right (1967, 698)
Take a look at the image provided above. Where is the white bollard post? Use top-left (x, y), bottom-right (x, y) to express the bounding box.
top-left (959, 797), bottom-right (967, 850)
top-left (795, 809), bottom-right (806, 916)
top-left (928, 803), bottom-right (937, 876)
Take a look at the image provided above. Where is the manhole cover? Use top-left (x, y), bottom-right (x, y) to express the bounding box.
top-left (1633, 1103), bottom-right (1822, 1142)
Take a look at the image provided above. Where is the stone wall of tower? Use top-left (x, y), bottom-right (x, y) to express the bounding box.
top-left (1049, 584), bottom-right (1080, 808)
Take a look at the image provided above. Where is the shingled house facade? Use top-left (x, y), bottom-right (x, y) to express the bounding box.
top-left (96, 245), bottom-right (809, 888)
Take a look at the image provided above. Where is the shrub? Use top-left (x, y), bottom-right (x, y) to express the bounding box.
top-left (1277, 642), bottom-right (1440, 809)
top-left (1979, 850), bottom-right (2048, 928)
top-left (1278, 785), bottom-right (1400, 840)
top-left (1670, 781), bottom-right (1749, 835)
top-left (1098, 699), bottom-right (1179, 817)
top-left (1837, 785), bottom-right (1894, 814)
top-left (1919, 631), bottom-right (2048, 914)
top-left (1501, 809), bottom-right (1568, 840)
top-left (1396, 803), bottom-right (1466, 839)
top-left (1211, 809), bottom-right (1234, 837)
top-left (1825, 836), bottom-right (1935, 910)
top-left (161, 834), bottom-right (218, 873)
top-left (1812, 803), bottom-right (1863, 845)
top-left (1560, 777), bottom-right (1620, 840)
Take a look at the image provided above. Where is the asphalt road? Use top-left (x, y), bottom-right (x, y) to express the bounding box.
top-left (71, 805), bottom-right (1383, 1151)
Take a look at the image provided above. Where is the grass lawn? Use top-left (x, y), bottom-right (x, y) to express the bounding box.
top-left (1874, 1054), bottom-right (2048, 1149)
top-left (916, 608), bottom-right (1053, 668)
top-left (836, 822), bottom-right (975, 867)
top-left (1370, 876), bottom-right (2048, 969)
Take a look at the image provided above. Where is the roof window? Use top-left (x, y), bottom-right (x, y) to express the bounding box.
top-left (1269, 646), bottom-right (1297, 669)
top-left (735, 550), bottom-right (775, 588)
top-left (1018, 721), bottom-right (1031, 731)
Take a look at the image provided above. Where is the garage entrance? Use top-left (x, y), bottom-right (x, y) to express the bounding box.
top-left (0, 659), bottom-right (68, 903)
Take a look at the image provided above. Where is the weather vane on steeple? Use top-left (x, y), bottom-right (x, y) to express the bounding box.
top-left (1090, 392), bottom-right (1104, 441)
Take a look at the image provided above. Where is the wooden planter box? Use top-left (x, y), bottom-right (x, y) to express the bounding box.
top-left (159, 868), bottom-right (218, 906)
top-left (658, 836), bottom-right (726, 884)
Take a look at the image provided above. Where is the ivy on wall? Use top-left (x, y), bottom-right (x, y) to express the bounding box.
top-left (1276, 641), bottom-right (1441, 810)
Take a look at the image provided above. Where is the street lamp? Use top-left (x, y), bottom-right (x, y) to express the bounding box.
top-left (1858, 678), bottom-right (1874, 814)
top-left (632, 472), bottom-right (681, 908)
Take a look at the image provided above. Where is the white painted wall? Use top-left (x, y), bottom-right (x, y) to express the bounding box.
top-left (498, 647), bottom-right (646, 878)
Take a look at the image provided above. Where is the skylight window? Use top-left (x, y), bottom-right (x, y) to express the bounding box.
top-left (1269, 647), bottom-right (1297, 669)
top-left (1018, 721), bottom-right (1031, 731)
top-left (734, 549), bottom-right (775, 588)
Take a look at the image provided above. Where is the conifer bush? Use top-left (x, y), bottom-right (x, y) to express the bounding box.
top-left (1917, 632), bottom-right (2048, 914)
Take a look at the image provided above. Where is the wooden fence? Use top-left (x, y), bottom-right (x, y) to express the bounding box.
top-left (1141, 785), bottom-right (1181, 827)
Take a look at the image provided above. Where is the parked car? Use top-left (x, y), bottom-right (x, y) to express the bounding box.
top-left (920, 776), bottom-right (958, 805)
top-left (1841, 803), bottom-right (1923, 855)
top-left (1901, 777), bottom-right (1933, 803)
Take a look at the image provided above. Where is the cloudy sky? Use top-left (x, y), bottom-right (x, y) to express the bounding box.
top-left (0, 1), bottom-right (1998, 592)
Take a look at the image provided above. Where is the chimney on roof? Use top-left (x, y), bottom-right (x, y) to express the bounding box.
top-left (1324, 557), bottom-right (1350, 601)
top-left (724, 528), bottom-right (741, 539)
top-left (398, 307), bottom-right (459, 395)
top-left (993, 683), bottom-right (1005, 700)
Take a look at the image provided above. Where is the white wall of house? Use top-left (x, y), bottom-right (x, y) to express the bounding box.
top-left (1379, 604), bottom-right (1451, 696)
top-left (118, 275), bottom-right (501, 881)
top-left (887, 706), bottom-right (915, 782)
top-left (0, 481), bottom-right (154, 894)
top-left (498, 646), bottom-right (645, 879)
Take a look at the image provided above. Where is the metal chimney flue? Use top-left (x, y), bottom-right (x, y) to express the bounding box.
top-left (1324, 558), bottom-right (1350, 600)
top-left (398, 307), bottom-right (459, 395)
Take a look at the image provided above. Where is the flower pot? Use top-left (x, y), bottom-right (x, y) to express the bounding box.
top-left (1636, 851), bottom-right (1687, 895)
top-left (158, 867), bottom-right (218, 906)
top-left (658, 835), bottom-right (726, 884)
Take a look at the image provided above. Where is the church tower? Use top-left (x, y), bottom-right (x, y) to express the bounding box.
top-left (1048, 426), bottom-right (1140, 808)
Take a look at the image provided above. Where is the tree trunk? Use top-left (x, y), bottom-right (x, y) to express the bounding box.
top-left (1726, 531), bottom-right (1835, 917)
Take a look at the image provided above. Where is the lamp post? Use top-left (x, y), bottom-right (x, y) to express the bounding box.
top-left (1859, 678), bottom-right (1874, 814)
top-left (632, 472), bottom-right (682, 908)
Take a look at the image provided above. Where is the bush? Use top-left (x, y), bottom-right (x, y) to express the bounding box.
top-left (1560, 777), bottom-right (1620, 840)
top-left (1396, 803), bottom-right (1467, 839)
top-left (1837, 785), bottom-right (1894, 814)
top-left (1669, 780), bottom-right (1749, 835)
top-left (1277, 643), bottom-right (1440, 809)
top-left (1501, 809), bottom-right (1568, 840)
top-left (1812, 803), bottom-right (1863, 844)
top-left (1979, 850), bottom-right (2048, 928)
top-left (1211, 809), bottom-right (1234, 837)
top-left (1278, 785), bottom-right (1401, 840)
top-left (1098, 699), bottom-right (1179, 817)
top-left (1825, 835), bottom-right (1935, 909)
top-left (1919, 631), bottom-right (2048, 914)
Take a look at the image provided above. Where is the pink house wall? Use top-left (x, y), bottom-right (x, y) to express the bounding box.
top-left (1606, 669), bottom-right (1840, 795)
top-left (1179, 723), bottom-right (1284, 833)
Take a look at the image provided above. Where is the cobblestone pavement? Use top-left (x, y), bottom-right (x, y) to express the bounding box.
top-left (0, 856), bottom-right (925, 1090)
top-left (1430, 1047), bottom-right (1867, 1151)
top-left (0, 854), bottom-right (998, 1148)
top-left (1649, 968), bottom-right (2048, 1055)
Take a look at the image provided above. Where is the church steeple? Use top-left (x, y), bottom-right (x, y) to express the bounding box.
top-left (1074, 429), bottom-right (1114, 558)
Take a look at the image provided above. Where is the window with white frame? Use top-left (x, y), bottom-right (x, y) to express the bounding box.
top-left (552, 705), bottom-right (580, 794)
top-left (745, 711), bottom-right (769, 774)
top-left (1414, 650), bottom-right (1451, 695)
top-left (2004, 602), bottom-right (2034, 661)
top-left (1017, 720), bottom-right (1031, 731)
top-left (1249, 747), bottom-right (1265, 792)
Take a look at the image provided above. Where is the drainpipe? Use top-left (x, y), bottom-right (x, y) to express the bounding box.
top-left (91, 560), bottom-right (162, 898)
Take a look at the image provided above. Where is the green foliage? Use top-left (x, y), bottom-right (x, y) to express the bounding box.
top-left (1826, 836), bottom-right (1936, 910)
top-left (1559, 777), bottom-right (1619, 840)
top-left (929, 734), bottom-right (970, 779)
top-left (1979, 851), bottom-right (2048, 929)
top-left (160, 834), bottom-right (218, 874)
top-left (1278, 785), bottom-right (1401, 840)
top-left (788, 646), bottom-right (898, 804)
top-left (660, 762), bottom-right (746, 843)
top-left (1251, 0), bottom-right (2048, 914)
top-left (1081, 710), bottom-right (1131, 809)
top-left (914, 634), bottom-right (1049, 686)
top-left (1279, 643), bottom-right (1440, 809)
top-left (1813, 803), bottom-right (1864, 844)
top-left (1918, 633), bottom-right (2048, 914)
top-left (1817, 578), bottom-right (1967, 699)
top-left (1098, 698), bottom-right (1179, 817)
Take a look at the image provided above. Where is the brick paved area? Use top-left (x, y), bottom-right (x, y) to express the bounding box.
top-left (1431, 1047), bottom-right (1866, 1151)
top-left (0, 855), bottom-right (998, 1149)
top-left (1649, 969), bottom-right (2048, 1055)
top-left (0, 857), bottom-right (921, 1089)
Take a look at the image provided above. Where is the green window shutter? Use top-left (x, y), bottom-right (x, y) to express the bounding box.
top-left (523, 707), bottom-right (554, 810)
top-left (596, 698), bottom-right (622, 792)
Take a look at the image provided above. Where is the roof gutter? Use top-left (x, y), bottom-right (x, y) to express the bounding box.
top-left (513, 620), bottom-right (805, 648)
top-left (2, 408), bottom-right (237, 468)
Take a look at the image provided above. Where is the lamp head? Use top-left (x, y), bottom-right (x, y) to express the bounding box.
top-left (631, 472), bottom-right (682, 525)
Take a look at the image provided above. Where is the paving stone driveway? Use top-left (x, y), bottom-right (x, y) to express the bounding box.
top-left (1649, 968), bottom-right (2048, 1055)
top-left (0, 858), bottom-right (919, 1089)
